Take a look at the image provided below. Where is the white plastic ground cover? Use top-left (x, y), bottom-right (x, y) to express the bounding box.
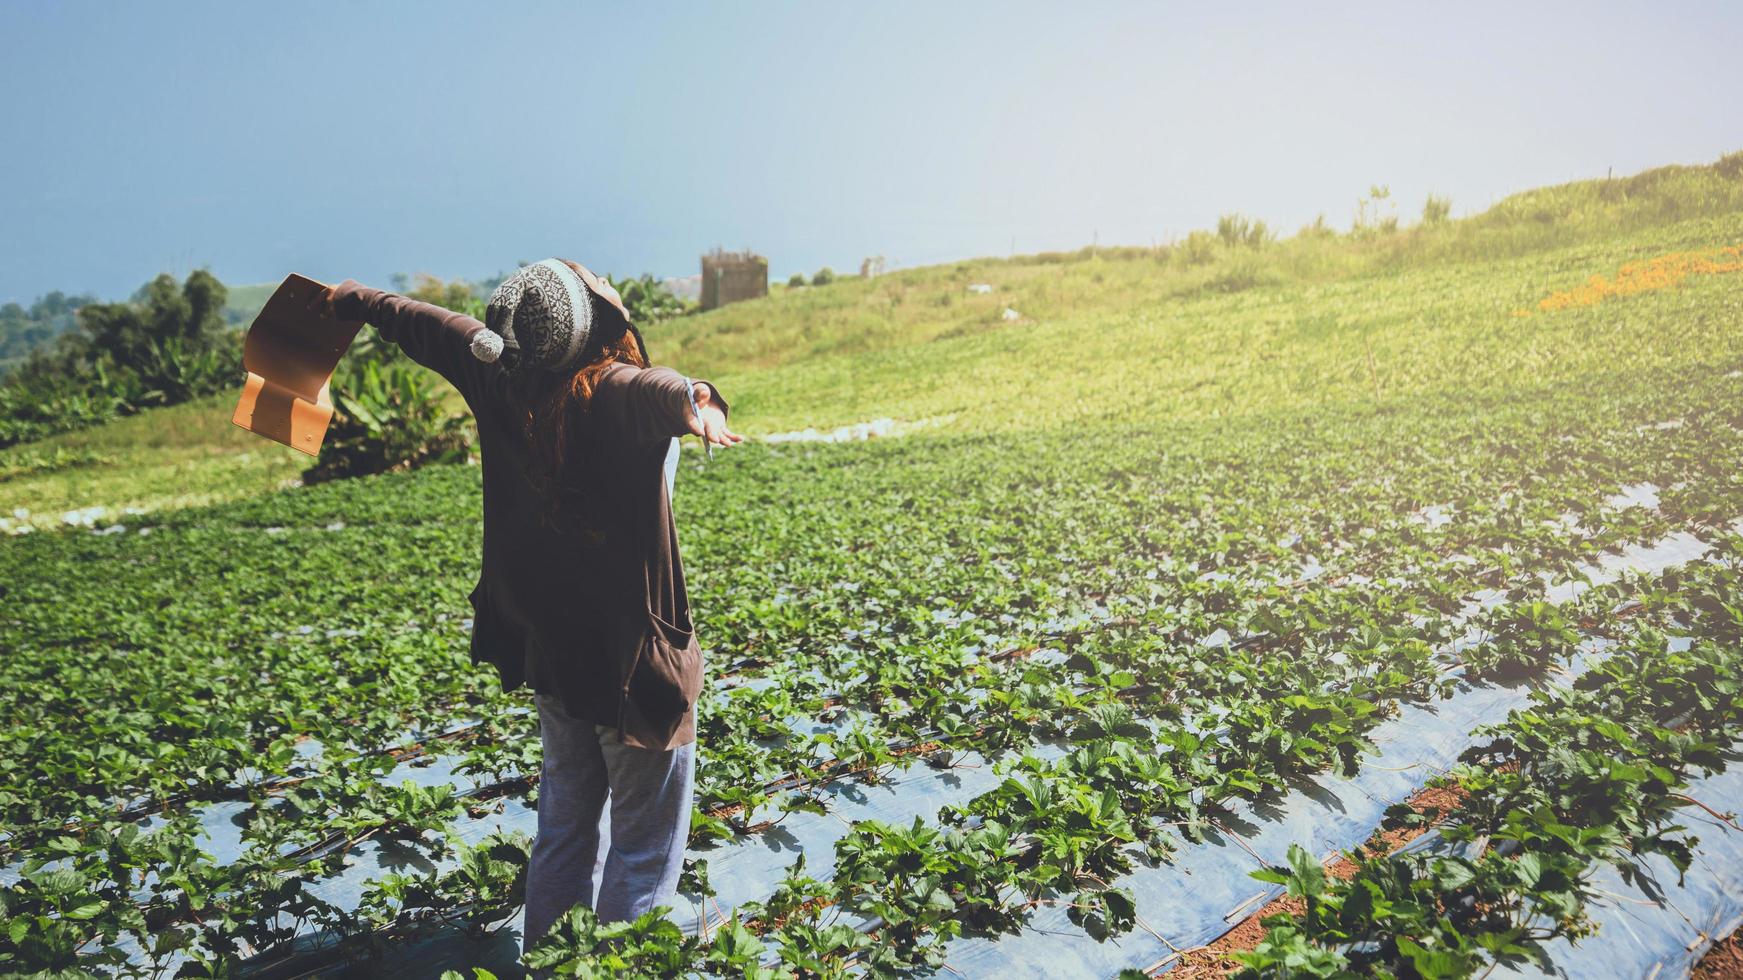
top-left (926, 651), bottom-right (1605, 979)
top-left (279, 693), bottom-right (1743, 979)
top-left (111, 701), bottom-right (1057, 974)
top-left (673, 742), bottom-right (1061, 936)
top-left (760, 415), bottom-right (951, 444)
top-left (0, 718), bottom-right (490, 887)
top-left (79, 752), bottom-right (531, 974)
top-left (924, 529), bottom-right (1723, 979)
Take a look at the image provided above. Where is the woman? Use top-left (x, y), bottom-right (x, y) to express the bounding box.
top-left (310, 259), bottom-right (740, 952)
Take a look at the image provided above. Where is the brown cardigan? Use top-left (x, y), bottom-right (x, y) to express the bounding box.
top-left (330, 282), bottom-right (722, 749)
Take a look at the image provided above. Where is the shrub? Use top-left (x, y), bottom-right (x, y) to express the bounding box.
top-left (133, 331), bottom-right (243, 405)
top-left (1177, 230), bottom-right (1219, 266)
top-left (603, 273), bottom-right (690, 323)
top-left (1422, 194), bottom-right (1452, 225)
top-left (812, 267), bottom-right (836, 286)
top-left (1203, 255), bottom-right (1283, 294)
top-left (303, 275), bottom-right (482, 483)
top-left (1353, 185), bottom-right (1399, 237)
top-left (788, 273), bottom-right (806, 288)
top-left (301, 335), bottom-right (472, 484)
top-left (1216, 213), bottom-right (1272, 248)
top-left (0, 375), bottom-right (115, 446)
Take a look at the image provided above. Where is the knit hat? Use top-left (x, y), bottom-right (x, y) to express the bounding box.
top-left (475, 259), bottom-right (645, 372)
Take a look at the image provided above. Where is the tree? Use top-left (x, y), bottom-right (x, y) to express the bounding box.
top-left (183, 269), bottom-right (227, 337)
top-left (404, 273), bottom-right (484, 319)
top-left (0, 270), bottom-right (239, 446)
top-left (0, 291), bottom-right (94, 375)
top-left (78, 270), bottom-right (228, 369)
top-left (604, 273), bottom-right (689, 323)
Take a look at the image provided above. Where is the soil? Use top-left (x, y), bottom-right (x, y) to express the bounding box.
top-left (1696, 930), bottom-right (1743, 979)
top-left (1154, 781), bottom-right (1468, 978)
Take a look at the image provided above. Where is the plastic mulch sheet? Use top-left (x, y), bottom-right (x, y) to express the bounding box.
top-left (931, 652), bottom-right (1599, 978)
top-left (928, 531), bottom-right (1726, 978)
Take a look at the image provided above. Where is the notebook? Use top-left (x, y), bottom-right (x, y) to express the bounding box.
top-left (230, 274), bottom-right (363, 456)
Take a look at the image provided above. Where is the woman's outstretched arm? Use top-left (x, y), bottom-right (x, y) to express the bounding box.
top-left (321, 280), bottom-right (501, 404)
top-left (596, 364), bottom-right (741, 449)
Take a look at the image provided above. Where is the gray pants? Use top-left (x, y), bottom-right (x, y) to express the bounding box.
top-left (521, 692), bottom-right (696, 954)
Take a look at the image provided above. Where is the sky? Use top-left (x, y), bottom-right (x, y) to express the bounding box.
top-left (1, 1), bottom-right (1738, 304)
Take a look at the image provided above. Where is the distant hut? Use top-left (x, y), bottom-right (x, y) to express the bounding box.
top-left (700, 249), bottom-right (769, 310)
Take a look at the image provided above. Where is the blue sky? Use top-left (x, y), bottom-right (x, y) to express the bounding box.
top-left (1, 1), bottom-right (1738, 303)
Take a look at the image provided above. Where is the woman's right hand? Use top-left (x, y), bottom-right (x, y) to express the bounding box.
top-left (303, 279), bottom-right (367, 321)
top-left (302, 280), bottom-right (337, 319)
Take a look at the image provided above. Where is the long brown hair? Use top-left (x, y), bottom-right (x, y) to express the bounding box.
top-left (513, 261), bottom-right (647, 529)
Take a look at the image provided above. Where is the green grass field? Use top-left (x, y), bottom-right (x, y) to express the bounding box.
top-left (5, 155), bottom-right (1743, 977)
top-left (8, 155), bottom-right (1741, 528)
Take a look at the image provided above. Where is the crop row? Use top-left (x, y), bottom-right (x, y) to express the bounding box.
top-left (514, 533), bottom-right (1737, 977)
top-left (1233, 539), bottom-right (1743, 977)
top-left (519, 426), bottom-right (1743, 971)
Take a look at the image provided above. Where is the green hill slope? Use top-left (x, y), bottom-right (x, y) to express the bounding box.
top-left (3, 152), bottom-right (1741, 527)
top-left (7, 154), bottom-right (1743, 976)
top-left (656, 151), bottom-right (1743, 432)
top-left (222, 281), bottom-right (276, 326)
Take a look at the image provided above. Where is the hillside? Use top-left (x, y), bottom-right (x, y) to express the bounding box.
top-left (7, 153), bottom-right (1743, 977)
top-left (221, 280), bottom-right (277, 326)
top-left (4, 152), bottom-right (1740, 530)
top-left (658, 152), bottom-right (1743, 430)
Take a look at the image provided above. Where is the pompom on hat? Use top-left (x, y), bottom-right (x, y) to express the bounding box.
top-left (475, 258), bottom-right (646, 372)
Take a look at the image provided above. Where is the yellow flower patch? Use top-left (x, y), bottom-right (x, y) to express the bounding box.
top-left (1530, 245), bottom-right (1743, 313)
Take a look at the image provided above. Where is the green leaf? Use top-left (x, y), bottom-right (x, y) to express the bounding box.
top-left (62, 896), bottom-right (107, 919)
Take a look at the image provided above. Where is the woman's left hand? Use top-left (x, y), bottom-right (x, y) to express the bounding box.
top-left (689, 383), bottom-right (742, 448)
